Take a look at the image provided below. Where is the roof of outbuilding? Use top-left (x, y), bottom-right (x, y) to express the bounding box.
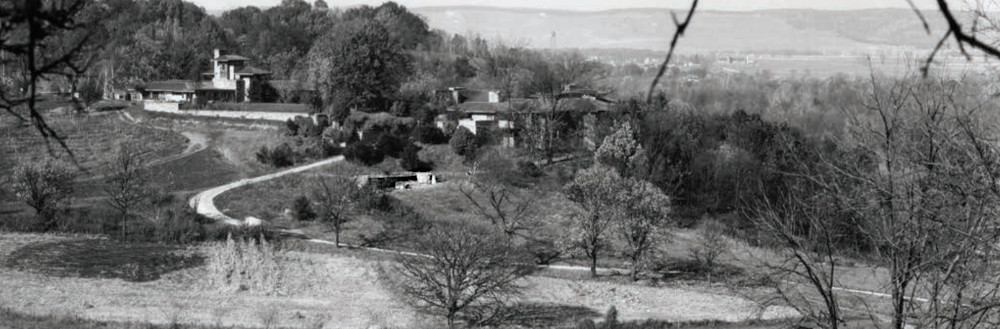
top-left (144, 80), bottom-right (198, 93)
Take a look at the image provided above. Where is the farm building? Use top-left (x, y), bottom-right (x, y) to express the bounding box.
top-left (141, 49), bottom-right (272, 103)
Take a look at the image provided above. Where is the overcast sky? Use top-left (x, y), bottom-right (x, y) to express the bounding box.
top-left (191, 0), bottom-right (950, 12)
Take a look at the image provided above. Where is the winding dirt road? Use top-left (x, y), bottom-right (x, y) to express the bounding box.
top-left (187, 156), bottom-right (345, 225)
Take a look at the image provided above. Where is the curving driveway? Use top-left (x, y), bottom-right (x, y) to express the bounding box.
top-left (188, 156), bottom-right (345, 225)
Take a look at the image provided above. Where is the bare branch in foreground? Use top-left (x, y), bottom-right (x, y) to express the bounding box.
top-left (645, 0), bottom-right (698, 104)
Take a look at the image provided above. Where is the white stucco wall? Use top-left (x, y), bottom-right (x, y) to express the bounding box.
top-left (143, 101), bottom-right (310, 122)
top-left (458, 118), bottom-right (477, 135)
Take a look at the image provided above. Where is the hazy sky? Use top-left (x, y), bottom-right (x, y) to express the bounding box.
top-left (191, 0), bottom-right (948, 12)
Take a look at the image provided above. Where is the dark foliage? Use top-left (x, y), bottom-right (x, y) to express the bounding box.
top-left (248, 80), bottom-right (279, 103)
top-left (256, 143), bottom-right (295, 168)
top-left (413, 125), bottom-right (448, 144)
top-left (292, 195), bottom-right (315, 221)
top-left (343, 141), bottom-right (384, 166)
top-left (399, 143), bottom-right (433, 172)
top-left (449, 126), bottom-right (479, 162)
top-left (374, 133), bottom-right (407, 158)
top-left (639, 108), bottom-right (822, 221)
top-left (284, 119), bottom-right (300, 136)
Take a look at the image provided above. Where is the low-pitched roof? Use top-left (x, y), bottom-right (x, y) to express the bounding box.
top-left (215, 54), bottom-right (250, 62)
top-left (457, 99), bottom-right (533, 114)
top-left (558, 98), bottom-right (612, 113)
top-left (236, 66), bottom-right (271, 76)
top-left (456, 97), bottom-right (615, 115)
top-left (145, 80), bottom-right (198, 93)
top-left (195, 81), bottom-right (234, 91)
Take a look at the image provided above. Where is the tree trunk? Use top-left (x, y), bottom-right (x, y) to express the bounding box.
top-left (335, 226), bottom-right (341, 248)
top-left (546, 98), bottom-right (558, 165)
top-left (892, 278), bottom-right (908, 329)
top-left (630, 258), bottom-right (639, 281)
top-left (590, 252), bottom-right (598, 277)
top-left (121, 210), bottom-right (128, 240)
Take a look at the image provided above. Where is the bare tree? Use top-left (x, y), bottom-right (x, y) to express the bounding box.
top-left (802, 74), bottom-right (1000, 329)
top-left (104, 140), bottom-right (152, 239)
top-left (690, 219), bottom-right (728, 274)
top-left (11, 160), bottom-right (75, 230)
top-left (312, 174), bottom-right (360, 247)
top-left (394, 223), bottom-right (531, 327)
top-left (751, 186), bottom-right (846, 329)
top-left (460, 149), bottom-right (537, 237)
top-left (0, 0), bottom-right (95, 156)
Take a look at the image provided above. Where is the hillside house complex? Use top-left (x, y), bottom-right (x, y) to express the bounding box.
top-left (438, 85), bottom-right (616, 148)
top-left (142, 49), bottom-right (271, 103)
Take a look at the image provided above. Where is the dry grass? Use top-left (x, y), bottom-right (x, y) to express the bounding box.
top-left (5, 238), bottom-right (203, 282)
top-left (0, 232), bottom-right (418, 329)
top-left (213, 163), bottom-right (380, 222)
top-left (520, 276), bottom-right (798, 323)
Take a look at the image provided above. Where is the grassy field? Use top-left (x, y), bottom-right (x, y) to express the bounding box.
top-left (0, 232), bottom-right (803, 328)
top-left (0, 307), bottom-right (235, 329)
top-left (0, 233), bottom-right (422, 329)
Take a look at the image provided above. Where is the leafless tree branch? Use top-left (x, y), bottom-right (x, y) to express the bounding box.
top-left (645, 0), bottom-right (698, 104)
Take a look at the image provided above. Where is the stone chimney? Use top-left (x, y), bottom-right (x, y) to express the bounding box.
top-left (488, 91), bottom-right (500, 103)
top-left (213, 49), bottom-right (220, 59)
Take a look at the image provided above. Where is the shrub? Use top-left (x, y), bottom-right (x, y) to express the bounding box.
top-left (11, 161), bottom-right (76, 231)
top-left (517, 161), bottom-right (543, 178)
top-left (375, 133), bottom-right (406, 158)
top-left (256, 143), bottom-right (295, 168)
top-left (413, 125), bottom-right (448, 144)
top-left (449, 126), bottom-right (479, 162)
top-left (152, 208), bottom-right (208, 244)
top-left (292, 196), bottom-right (315, 221)
top-left (343, 141), bottom-right (384, 166)
top-left (399, 143), bottom-right (432, 172)
top-left (690, 219), bottom-right (728, 272)
top-left (203, 234), bottom-right (284, 294)
top-left (284, 119), bottom-right (299, 136)
top-left (294, 116), bottom-right (321, 137)
top-left (322, 126), bottom-right (356, 145)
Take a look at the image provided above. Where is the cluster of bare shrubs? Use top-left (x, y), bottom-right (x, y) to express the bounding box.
top-left (203, 234), bottom-right (284, 294)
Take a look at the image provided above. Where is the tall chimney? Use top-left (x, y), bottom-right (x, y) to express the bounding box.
top-left (213, 49), bottom-right (221, 59)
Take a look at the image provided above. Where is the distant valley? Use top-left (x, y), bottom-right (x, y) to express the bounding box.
top-left (412, 7), bottom-right (948, 53)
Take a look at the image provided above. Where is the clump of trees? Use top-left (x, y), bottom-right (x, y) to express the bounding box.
top-left (563, 124), bottom-right (673, 279)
